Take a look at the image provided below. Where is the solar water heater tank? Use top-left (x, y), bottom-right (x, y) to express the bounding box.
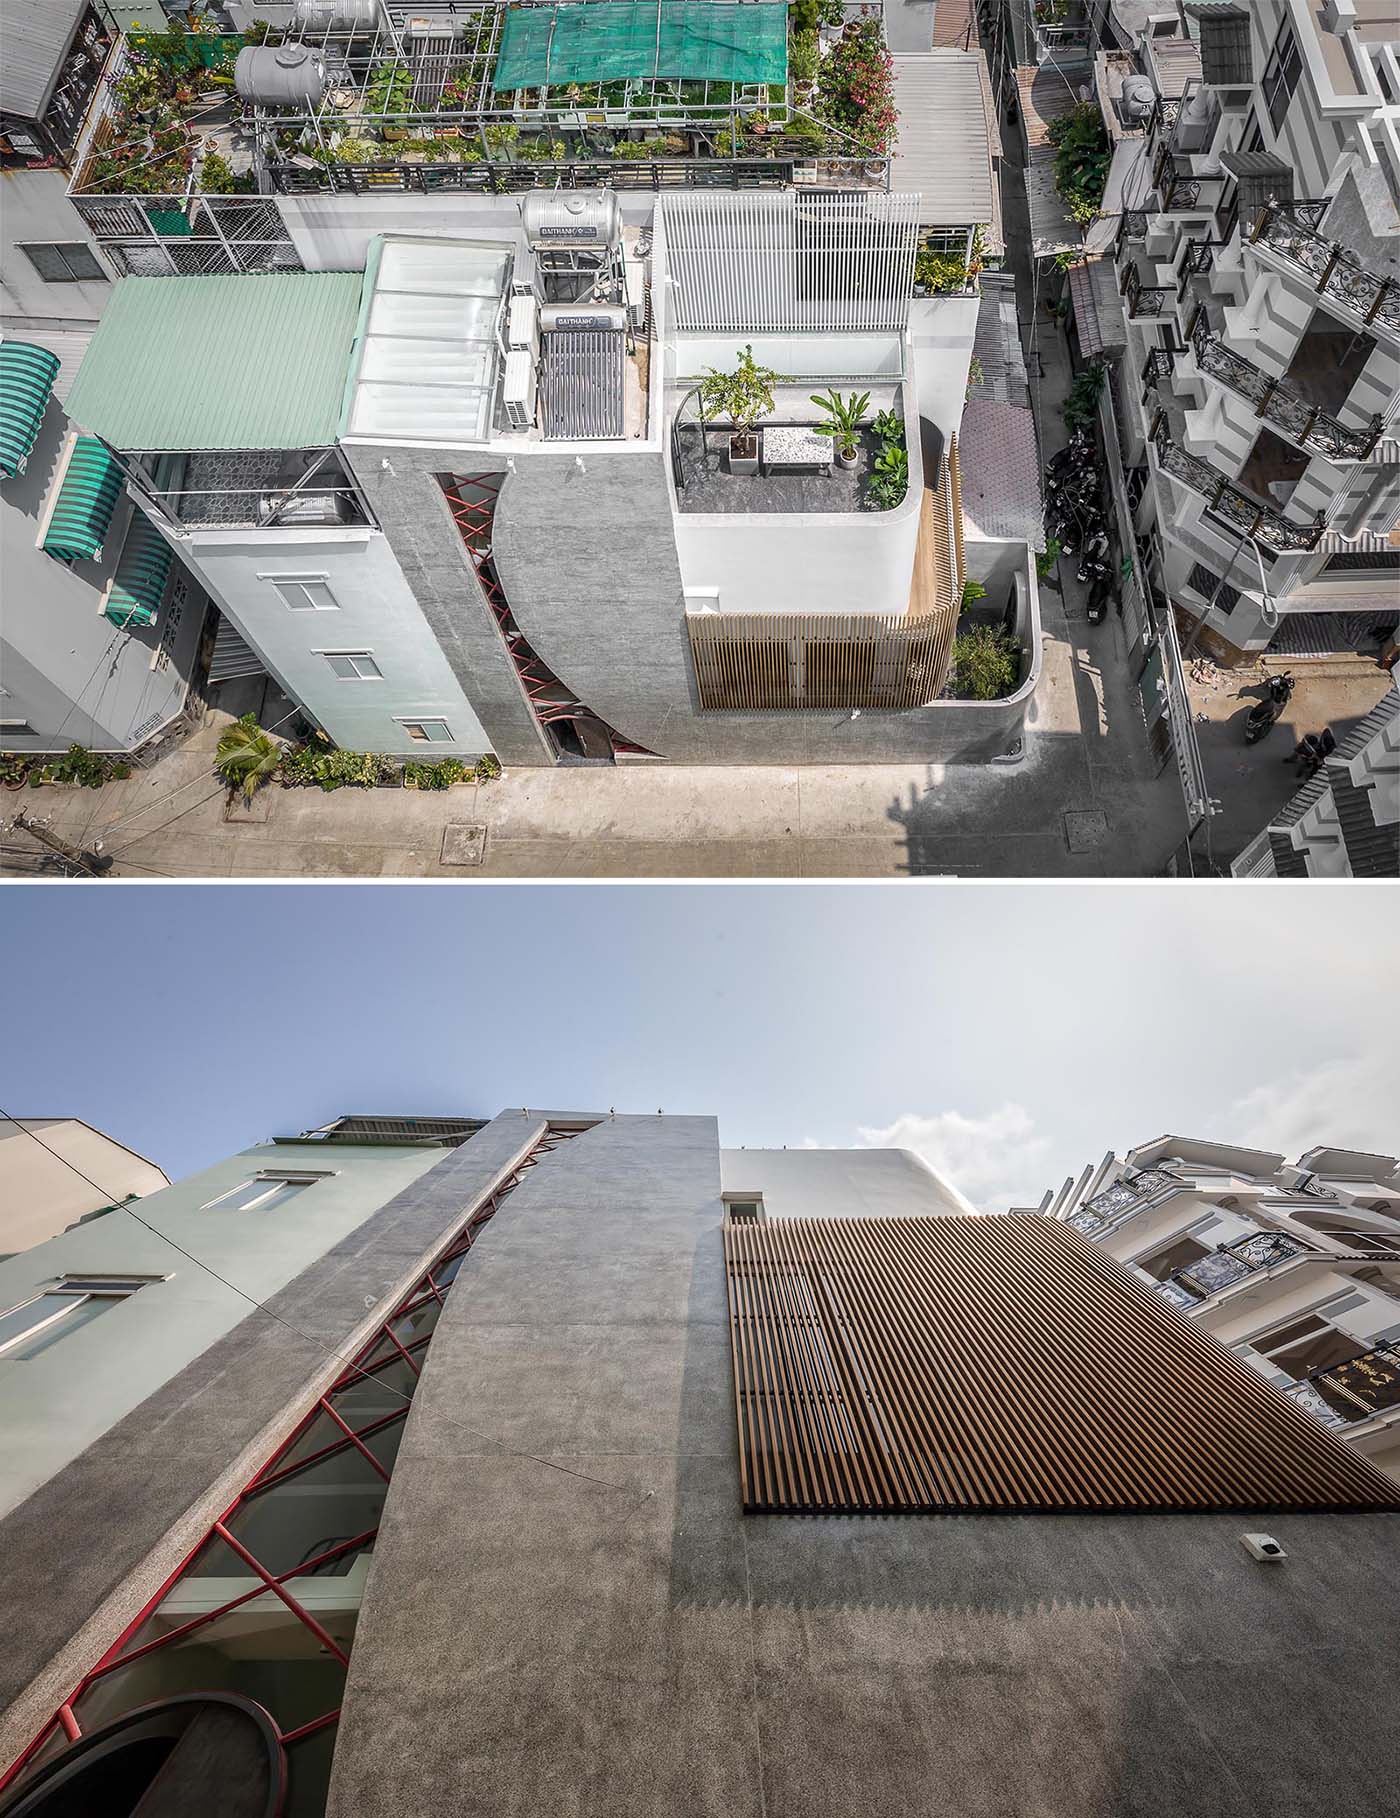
top-left (235, 45), bottom-right (330, 108)
top-left (521, 191), bottom-right (622, 250)
top-left (540, 303), bottom-right (629, 334)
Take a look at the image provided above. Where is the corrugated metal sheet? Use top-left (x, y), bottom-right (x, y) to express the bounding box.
top-left (0, 340), bottom-right (60, 478)
top-left (890, 53), bottom-right (995, 228)
top-left (6, 326), bottom-right (94, 406)
top-left (0, 0), bottom-right (87, 117)
top-left (41, 435), bottom-right (123, 563)
top-left (64, 272), bottom-right (365, 453)
top-left (724, 1213), bottom-right (1400, 1513)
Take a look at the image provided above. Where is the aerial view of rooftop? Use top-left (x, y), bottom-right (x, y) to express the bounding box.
top-left (1, 0), bottom-right (1397, 876)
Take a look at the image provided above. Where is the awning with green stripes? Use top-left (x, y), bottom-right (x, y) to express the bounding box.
top-left (105, 512), bottom-right (173, 628)
top-left (43, 436), bottom-right (125, 563)
top-left (493, 3), bottom-right (789, 90)
top-left (0, 341), bottom-right (61, 479)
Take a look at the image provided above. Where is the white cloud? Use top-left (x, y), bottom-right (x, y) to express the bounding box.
top-left (1227, 1054), bottom-right (1398, 1163)
top-left (854, 1103), bottom-right (1056, 1213)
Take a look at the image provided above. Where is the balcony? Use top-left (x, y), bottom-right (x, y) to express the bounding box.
top-left (1148, 409), bottom-right (1326, 552)
top-left (1152, 1231), bottom-right (1316, 1309)
top-left (1122, 264), bottom-right (1174, 320)
top-left (1062, 1167), bottom-right (1184, 1236)
top-left (1186, 306), bottom-right (1384, 463)
top-left (1282, 1341), bottom-right (1400, 1429)
top-left (1251, 202), bottom-right (1400, 344)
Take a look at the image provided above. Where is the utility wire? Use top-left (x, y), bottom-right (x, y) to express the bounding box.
top-left (1, 1111), bottom-right (652, 1504)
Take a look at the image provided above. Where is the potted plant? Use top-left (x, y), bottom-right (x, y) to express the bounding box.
top-left (812, 388), bottom-right (870, 469)
top-left (699, 345), bottom-right (782, 477)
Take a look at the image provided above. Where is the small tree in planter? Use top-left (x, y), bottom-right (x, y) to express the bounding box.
top-left (699, 345), bottom-right (782, 475)
top-left (811, 388), bottom-right (870, 470)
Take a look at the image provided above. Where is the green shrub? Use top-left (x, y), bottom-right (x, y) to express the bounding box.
top-left (1046, 102), bottom-right (1110, 226)
top-left (1061, 364), bottom-right (1105, 432)
top-left (790, 0), bottom-right (820, 34)
top-left (961, 580), bottom-right (989, 608)
top-left (866, 442), bottom-right (908, 511)
top-left (788, 29), bottom-right (819, 86)
top-left (279, 745), bottom-right (387, 791)
top-left (475, 753), bottom-right (502, 781)
top-left (950, 624), bottom-right (1021, 700)
top-left (1036, 538), bottom-right (1062, 579)
top-left (0, 753), bottom-right (30, 787)
top-left (404, 758), bottom-right (468, 790)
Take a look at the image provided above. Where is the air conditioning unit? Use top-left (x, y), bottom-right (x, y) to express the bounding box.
top-left (502, 350), bottom-right (537, 431)
top-left (508, 294), bottom-right (539, 359)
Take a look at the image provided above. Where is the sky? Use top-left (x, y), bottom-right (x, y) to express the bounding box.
top-left (1, 883), bottom-right (1395, 1209)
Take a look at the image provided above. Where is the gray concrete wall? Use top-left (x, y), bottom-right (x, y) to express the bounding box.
top-left (326, 1113), bottom-right (1400, 1818)
top-left (0, 171), bottom-right (113, 324)
top-left (0, 1111), bottom-right (547, 1764)
top-left (719, 1147), bottom-right (976, 1218)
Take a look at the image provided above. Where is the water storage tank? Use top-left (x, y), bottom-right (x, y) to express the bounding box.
top-left (291, 0), bottom-right (380, 28)
top-left (1119, 73), bottom-right (1156, 126)
top-left (234, 45), bottom-right (329, 109)
top-left (521, 191), bottom-right (621, 250)
top-left (540, 303), bottom-right (629, 333)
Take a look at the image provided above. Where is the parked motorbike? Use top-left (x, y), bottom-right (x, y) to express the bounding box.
top-left (1086, 576), bottom-right (1112, 624)
top-left (1243, 671), bottom-right (1295, 744)
top-left (1076, 530), bottom-right (1110, 584)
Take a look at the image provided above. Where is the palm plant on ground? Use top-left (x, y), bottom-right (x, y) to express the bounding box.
top-left (215, 713), bottom-right (280, 801)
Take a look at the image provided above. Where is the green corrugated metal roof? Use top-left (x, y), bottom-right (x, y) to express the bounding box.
top-left (0, 340), bottom-right (61, 478)
top-left (105, 512), bottom-right (174, 628)
top-left (493, 3), bottom-right (788, 90)
top-left (43, 436), bottom-right (124, 563)
top-left (64, 272), bottom-right (365, 452)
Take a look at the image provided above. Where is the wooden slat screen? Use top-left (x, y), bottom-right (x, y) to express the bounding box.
top-left (723, 1214), bottom-right (1400, 1514)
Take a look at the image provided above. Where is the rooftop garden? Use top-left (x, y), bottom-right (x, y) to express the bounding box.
top-left (76, 5), bottom-right (901, 192)
top-left (1047, 101), bottom-right (1111, 227)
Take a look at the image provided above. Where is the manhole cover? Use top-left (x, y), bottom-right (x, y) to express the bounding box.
top-left (1063, 810), bottom-right (1108, 853)
top-left (442, 822), bottom-right (487, 866)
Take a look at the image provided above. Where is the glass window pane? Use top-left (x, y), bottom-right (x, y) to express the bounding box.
top-left (3, 1294), bottom-right (120, 1359)
top-left (0, 1293), bottom-right (77, 1350)
top-left (253, 1182), bottom-right (308, 1213)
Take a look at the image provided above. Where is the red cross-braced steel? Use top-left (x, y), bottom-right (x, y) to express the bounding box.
top-left (439, 474), bottom-right (658, 754)
top-left (0, 1123), bottom-right (588, 1805)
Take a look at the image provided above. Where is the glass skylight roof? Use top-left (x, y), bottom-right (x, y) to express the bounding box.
top-left (345, 239), bottom-right (511, 445)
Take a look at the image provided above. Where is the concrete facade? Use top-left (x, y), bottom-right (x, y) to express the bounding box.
top-left (719, 1145), bottom-right (977, 1217)
top-left (323, 1111), bottom-right (1400, 1818)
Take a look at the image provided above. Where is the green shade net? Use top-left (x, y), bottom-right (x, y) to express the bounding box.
top-left (493, 3), bottom-right (789, 91)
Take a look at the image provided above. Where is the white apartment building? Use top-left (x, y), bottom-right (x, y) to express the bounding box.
top-left (1231, 675), bottom-right (1399, 874)
top-left (1029, 1135), bottom-right (1400, 1481)
top-left (1104, 0), bottom-right (1400, 657)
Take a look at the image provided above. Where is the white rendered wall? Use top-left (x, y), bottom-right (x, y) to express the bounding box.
top-left (0, 171), bottom-right (114, 324)
top-left (169, 524), bottom-right (491, 754)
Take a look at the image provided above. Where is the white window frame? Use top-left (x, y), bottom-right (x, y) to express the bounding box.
top-left (0, 1275), bottom-right (165, 1359)
top-left (200, 1169), bottom-right (336, 1213)
top-left (396, 718), bottom-right (454, 743)
top-left (722, 1191), bottom-right (766, 1224)
top-left (319, 650), bottom-right (383, 681)
top-left (264, 574), bottom-right (341, 612)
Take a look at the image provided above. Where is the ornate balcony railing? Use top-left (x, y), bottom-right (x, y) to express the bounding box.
top-left (1062, 1167), bottom-right (1183, 1236)
top-left (1186, 306), bottom-right (1384, 461)
top-left (1149, 410), bottom-right (1327, 552)
top-left (1141, 345), bottom-right (1176, 405)
top-left (1282, 1341), bottom-right (1400, 1428)
top-left (1251, 200), bottom-right (1400, 339)
top-left (1178, 239), bottom-right (1215, 286)
top-left (1119, 210), bottom-right (1148, 247)
top-left (1124, 264), bottom-right (1173, 319)
top-left (1153, 1231), bottom-right (1315, 1308)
